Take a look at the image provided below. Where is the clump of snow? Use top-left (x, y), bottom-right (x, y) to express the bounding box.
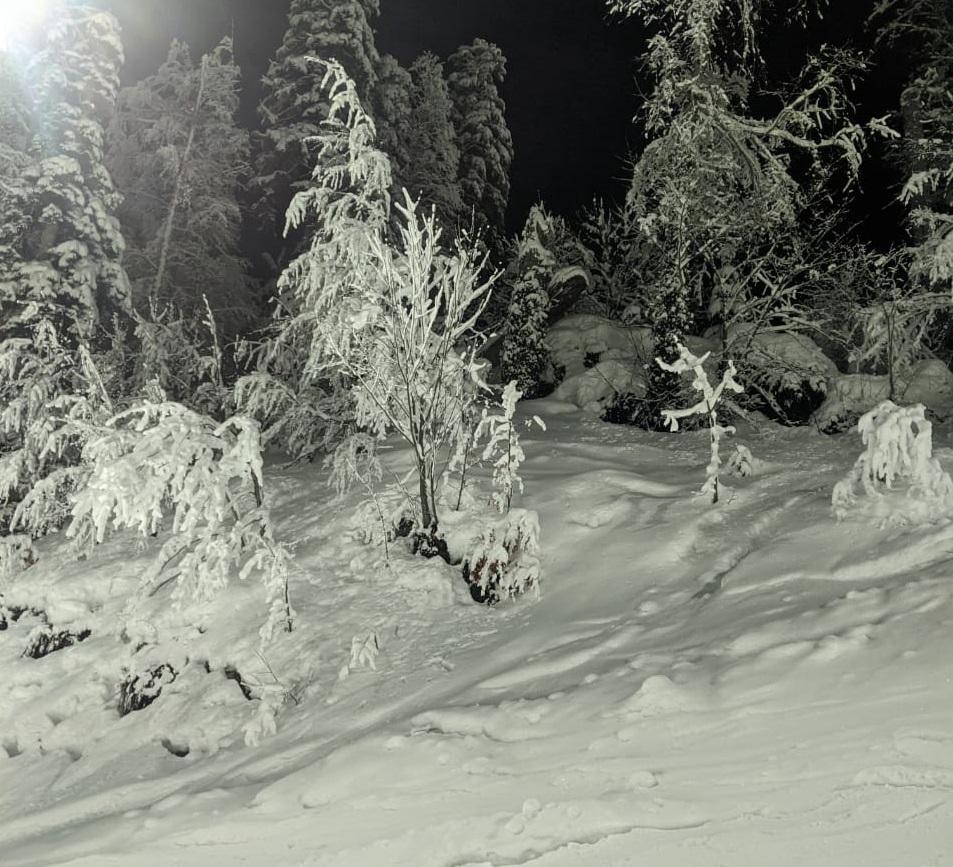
top-left (817, 362), bottom-right (953, 433)
top-left (730, 325), bottom-right (837, 390)
top-left (546, 314), bottom-right (651, 379)
top-left (554, 360), bottom-right (646, 413)
top-left (832, 400), bottom-right (953, 524)
top-left (813, 374), bottom-right (893, 432)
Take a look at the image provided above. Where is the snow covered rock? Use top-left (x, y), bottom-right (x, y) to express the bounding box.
top-left (813, 374), bottom-right (893, 433)
top-left (554, 360), bottom-right (647, 414)
top-left (900, 359), bottom-right (953, 415)
top-left (816, 362), bottom-right (953, 433)
top-left (547, 314), bottom-right (651, 379)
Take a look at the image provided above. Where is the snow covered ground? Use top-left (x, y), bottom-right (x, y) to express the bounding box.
top-left (1, 402), bottom-right (952, 866)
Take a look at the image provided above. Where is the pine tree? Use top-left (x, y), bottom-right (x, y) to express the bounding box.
top-left (108, 38), bottom-right (253, 334)
top-left (446, 39), bottom-right (514, 252)
top-left (502, 205), bottom-right (589, 399)
top-left (0, 6), bottom-right (128, 342)
top-left (404, 52), bottom-right (463, 232)
top-left (249, 0), bottom-right (381, 274)
top-left (372, 53), bottom-right (413, 196)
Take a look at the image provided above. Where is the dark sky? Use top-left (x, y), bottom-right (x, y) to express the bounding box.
top-left (99, 0), bottom-right (645, 232)
top-left (98, 0), bottom-right (905, 239)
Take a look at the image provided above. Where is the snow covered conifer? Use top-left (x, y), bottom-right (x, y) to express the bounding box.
top-left (108, 38), bottom-right (254, 335)
top-left (0, 6), bottom-right (129, 341)
top-left (832, 400), bottom-right (953, 523)
top-left (372, 54), bottom-right (414, 196)
top-left (475, 381), bottom-right (544, 515)
top-left (446, 39), bottom-right (514, 253)
top-left (874, 0), bottom-right (953, 289)
top-left (404, 52), bottom-right (464, 232)
top-left (249, 0), bottom-right (381, 273)
top-left (501, 206), bottom-right (560, 398)
top-left (0, 321), bottom-right (114, 539)
top-left (658, 344), bottom-right (743, 504)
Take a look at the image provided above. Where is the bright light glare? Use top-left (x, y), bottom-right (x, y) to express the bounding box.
top-left (0, 0), bottom-right (52, 51)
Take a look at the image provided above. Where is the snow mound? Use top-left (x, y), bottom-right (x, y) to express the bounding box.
top-left (621, 674), bottom-right (704, 718)
top-left (547, 314), bottom-right (651, 376)
top-left (554, 360), bottom-right (646, 412)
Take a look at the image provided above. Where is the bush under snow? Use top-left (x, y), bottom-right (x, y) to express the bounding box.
top-left (832, 400), bottom-right (953, 524)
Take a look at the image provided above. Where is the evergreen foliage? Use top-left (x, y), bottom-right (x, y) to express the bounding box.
top-left (249, 0), bottom-right (381, 273)
top-left (501, 206), bottom-right (560, 398)
top-left (874, 0), bottom-right (953, 289)
top-left (108, 38), bottom-right (253, 335)
top-left (372, 53), bottom-right (414, 197)
top-left (446, 39), bottom-right (514, 253)
top-left (0, 6), bottom-right (128, 342)
top-left (404, 52), bottom-right (463, 233)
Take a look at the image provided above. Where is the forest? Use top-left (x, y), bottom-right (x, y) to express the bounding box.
top-left (0, 1), bottom-right (952, 864)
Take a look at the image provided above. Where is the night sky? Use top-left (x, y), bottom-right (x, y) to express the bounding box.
top-left (97, 0), bottom-right (905, 238)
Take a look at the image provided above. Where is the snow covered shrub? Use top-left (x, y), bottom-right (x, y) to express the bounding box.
top-left (117, 664), bottom-right (178, 716)
top-left (726, 444), bottom-right (758, 478)
top-left (129, 298), bottom-right (231, 416)
top-left (0, 535), bottom-right (35, 581)
top-left (462, 509), bottom-right (541, 604)
top-left (832, 400), bottom-right (953, 523)
top-left (658, 344), bottom-right (743, 504)
top-left (68, 401), bottom-right (294, 643)
top-left (339, 631), bottom-right (381, 680)
top-left (22, 622), bottom-right (91, 659)
top-left (475, 381), bottom-right (545, 514)
top-left (0, 320), bottom-right (114, 540)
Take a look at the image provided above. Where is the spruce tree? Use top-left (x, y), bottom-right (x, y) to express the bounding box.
top-left (0, 7), bottom-right (127, 537)
top-left (373, 53), bottom-right (413, 196)
top-left (404, 52), bottom-right (463, 232)
top-left (108, 38), bottom-right (253, 334)
top-left (446, 39), bottom-right (514, 252)
top-left (501, 206), bottom-right (559, 399)
top-left (249, 0), bottom-right (381, 274)
top-left (0, 6), bottom-right (128, 341)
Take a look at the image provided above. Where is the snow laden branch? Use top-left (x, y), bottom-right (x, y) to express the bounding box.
top-left (832, 401), bottom-right (953, 524)
top-left (241, 59), bottom-right (497, 537)
top-left (335, 196), bottom-right (495, 532)
top-left (657, 344), bottom-right (743, 504)
top-left (0, 319), bottom-right (114, 540)
top-left (68, 401), bottom-right (294, 644)
top-left (475, 381), bottom-right (545, 515)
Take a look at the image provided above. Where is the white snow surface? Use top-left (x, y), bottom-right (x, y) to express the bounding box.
top-left (1, 405), bottom-right (953, 866)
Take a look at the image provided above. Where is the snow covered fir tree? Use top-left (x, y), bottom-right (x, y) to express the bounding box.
top-left (1, 0), bottom-right (953, 862)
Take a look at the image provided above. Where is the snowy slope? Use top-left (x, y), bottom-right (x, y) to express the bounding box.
top-left (1, 403), bottom-right (952, 866)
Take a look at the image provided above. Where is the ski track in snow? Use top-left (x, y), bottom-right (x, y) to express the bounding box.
top-left (2, 406), bottom-right (953, 865)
